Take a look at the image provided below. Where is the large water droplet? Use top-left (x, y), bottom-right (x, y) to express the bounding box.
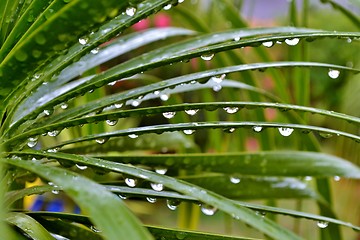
top-left (234, 36), bottom-right (241, 41)
top-left (211, 74), bottom-right (226, 84)
top-left (166, 199), bottom-right (181, 210)
top-left (223, 107), bottom-right (239, 114)
top-left (126, 7), bottom-right (137, 16)
top-left (183, 129), bottom-right (195, 135)
top-left (106, 119), bottom-right (118, 126)
top-left (317, 221), bottom-right (329, 229)
top-left (128, 134), bottom-right (138, 139)
top-left (160, 94), bottom-right (170, 101)
top-left (212, 84), bottom-right (222, 92)
top-left (230, 176), bottom-right (241, 184)
top-left (163, 4), bottom-right (172, 10)
top-left (201, 204), bottom-right (217, 216)
top-left (253, 126), bottom-right (263, 132)
top-left (91, 48), bottom-right (100, 54)
top-left (262, 41), bottom-right (274, 48)
top-left (201, 53), bottom-right (214, 61)
top-left (48, 130), bottom-right (60, 137)
top-left (78, 37), bottom-right (89, 45)
top-left (150, 182), bottom-right (164, 192)
top-left (125, 178), bottom-right (137, 187)
top-left (115, 103), bottom-right (123, 109)
top-left (328, 69), bottom-right (340, 79)
top-left (131, 99), bottom-right (141, 107)
top-left (185, 109), bottom-right (199, 116)
top-left (162, 112), bottom-right (176, 119)
top-left (155, 167), bottom-right (168, 175)
top-left (285, 38), bottom-right (300, 46)
top-left (278, 127), bottom-right (294, 137)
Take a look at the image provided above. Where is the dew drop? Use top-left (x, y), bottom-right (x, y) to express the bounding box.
top-left (304, 176), bottom-right (312, 181)
top-left (106, 119), bottom-right (118, 126)
top-left (51, 189), bottom-right (60, 195)
top-left (183, 129), bottom-right (195, 135)
top-left (262, 41), bottom-right (274, 48)
top-left (185, 109), bottom-right (199, 116)
top-left (118, 194), bottom-right (127, 199)
top-left (223, 107), bottom-right (239, 114)
top-left (128, 134), bottom-right (138, 139)
top-left (48, 130), bottom-right (60, 137)
top-left (328, 69), bottom-right (340, 79)
top-left (333, 176), bottom-right (341, 182)
top-left (43, 109), bottom-right (53, 116)
top-left (146, 197), bottom-right (157, 203)
top-left (60, 103), bottom-right (68, 109)
top-left (125, 178), bottom-right (137, 187)
top-left (163, 4), bottom-right (172, 10)
top-left (95, 138), bottom-right (108, 144)
top-left (285, 38), bottom-right (300, 46)
top-left (78, 37), bottom-right (89, 45)
top-left (126, 7), bottom-right (137, 16)
top-left (230, 176), bottom-right (241, 184)
top-left (178, 0), bottom-right (185, 3)
top-left (201, 53), bottom-right (214, 61)
top-left (201, 204), bottom-right (217, 216)
top-left (131, 99), bottom-right (141, 107)
top-left (150, 182), bottom-right (164, 191)
top-left (278, 127), bottom-right (294, 137)
top-left (317, 221), bottom-right (329, 229)
top-left (115, 103), bottom-right (123, 109)
top-left (76, 164), bottom-right (88, 170)
top-left (27, 140), bottom-right (38, 148)
top-left (253, 126), bottom-right (263, 132)
top-left (91, 47), bottom-right (99, 54)
top-left (90, 226), bottom-right (101, 233)
top-left (319, 132), bottom-right (333, 139)
top-left (160, 94), bottom-right (170, 101)
top-left (155, 167), bottom-right (168, 175)
top-left (107, 81), bottom-right (117, 86)
top-left (234, 36), bottom-right (241, 41)
top-left (211, 74), bottom-right (225, 84)
top-left (166, 199), bottom-right (181, 210)
top-left (47, 148), bottom-right (59, 153)
top-left (212, 84), bottom-right (222, 92)
top-left (162, 112), bottom-right (176, 119)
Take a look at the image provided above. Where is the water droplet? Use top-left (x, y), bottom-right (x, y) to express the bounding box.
top-left (146, 197), bottom-right (157, 203)
top-left (317, 221), bottom-right (329, 229)
top-left (304, 176), bottom-right (312, 181)
top-left (285, 38), bottom-right (300, 46)
top-left (126, 7), bottom-right (136, 16)
top-left (262, 41), bottom-right (274, 48)
top-left (319, 132), bottom-right (333, 138)
top-left (131, 99), bottom-right (141, 107)
top-left (150, 182), bottom-right (164, 191)
top-left (163, 4), bottom-right (172, 10)
top-left (43, 109), bottom-right (53, 116)
top-left (253, 126), bottom-right (263, 132)
top-left (212, 84), bottom-right (222, 92)
top-left (278, 127), bottom-right (294, 137)
top-left (201, 204), bottom-right (217, 216)
top-left (328, 69), bottom-right (340, 79)
top-left (128, 134), bottom-right (138, 139)
top-left (183, 129), bottom-right (195, 135)
top-left (47, 148), bottom-right (59, 153)
top-left (230, 176), bottom-right (240, 184)
top-left (166, 199), bottom-right (181, 210)
top-left (95, 138), bottom-right (108, 144)
top-left (106, 119), bottom-right (118, 126)
top-left (48, 130), bottom-right (60, 137)
top-left (255, 211), bottom-right (266, 218)
top-left (118, 194), bottom-right (127, 199)
top-left (115, 103), bottom-right (123, 109)
top-left (160, 94), bottom-right (170, 101)
top-left (78, 37), bottom-right (89, 45)
top-left (108, 81), bottom-right (117, 86)
top-left (125, 178), bottom-right (137, 187)
top-left (91, 47), bottom-right (99, 54)
top-left (346, 37), bottom-right (352, 43)
top-left (76, 164), bottom-right (88, 170)
top-left (211, 74), bottom-right (226, 84)
top-left (49, 182), bottom-right (60, 194)
top-left (201, 53), bottom-right (214, 61)
top-left (27, 140), bottom-right (38, 148)
top-left (60, 103), bottom-right (68, 109)
top-left (223, 107), bottom-right (239, 114)
top-left (90, 226), bottom-right (101, 233)
top-left (234, 36), bottom-right (241, 41)
top-left (162, 112), bottom-right (176, 119)
top-left (155, 167), bottom-right (168, 175)
top-left (185, 109), bottom-right (199, 116)
top-left (333, 176), bottom-right (341, 181)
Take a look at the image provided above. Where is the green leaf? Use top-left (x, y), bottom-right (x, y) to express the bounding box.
top-left (1, 157), bottom-right (154, 240)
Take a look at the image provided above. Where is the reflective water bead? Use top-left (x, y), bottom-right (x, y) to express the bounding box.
top-left (212, 84), bottom-right (222, 92)
top-left (106, 119), bottom-right (118, 126)
top-left (162, 112), bottom-right (176, 119)
top-left (328, 69), bottom-right (340, 79)
top-left (131, 100), bottom-right (141, 107)
top-left (163, 4), bottom-right (172, 10)
top-left (43, 109), bottom-right (53, 116)
top-left (185, 109), bottom-right (199, 116)
top-left (333, 176), bottom-right (341, 182)
top-left (115, 103), bottom-right (123, 109)
top-left (76, 164), bottom-right (88, 170)
top-left (125, 7), bottom-right (136, 16)
top-left (160, 93), bottom-right (169, 101)
top-left (155, 167), bottom-right (168, 175)
top-left (166, 199), bottom-right (180, 210)
top-left (48, 130), bottom-right (60, 137)
top-left (211, 74), bottom-right (225, 84)
top-left (319, 132), bottom-right (333, 138)
top-left (201, 53), bottom-right (214, 61)
top-left (60, 103), bottom-right (68, 109)
top-left (223, 107), bottom-right (239, 114)
top-left (234, 36), bottom-right (241, 41)
top-left (146, 197), bottom-right (157, 203)
top-left (78, 37), bottom-right (89, 45)
top-left (253, 126), bottom-right (263, 132)
top-left (90, 226), bottom-right (101, 233)
top-left (178, 0), bottom-right (185, 3)
top-left (278, 127), bottom-right (294, 137)
top-left (128, 134), bottom-right (138, 139)
top-left (27, 140), bottom-right (37, 148)
top-left (262, 41), bottom-right (273, 48)
top-left (285, 38), bottom-right (300, 46)
top-left (107, 81), bottom-right (117, 86)
top-left (317, 221), bottom-right (329, 229)
top-left (150, 183), bottom-right (164, 191)
top-left (183, 129), bottom-right (195, 135)
top-left (95, 138), bottom-right (108, 144)
top-left (201, 204), bottom-right (217, 216)
top-left (125, 178), bottom-right (137, 187)
top-left (91, 47), bottom-right (99, 54)
top-left (230, 176), bottom-right (241, 184)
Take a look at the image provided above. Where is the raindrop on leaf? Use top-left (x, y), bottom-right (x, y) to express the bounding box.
top-left (253, 126), bottom-right (263, 132)
top-left (317, 221), bottom-right (329, 229)
top-left (201, 53), bottom-right (214, 61)
top-left (201, 204), bottom-right (217, 216)
top-left (155, 167), bottom-right (168, 175)
top-left (128, 134), bottom-right (138, 139)
top-left (48, 130), bottom-right (60, 137)
top-left (185, 109), bottom-right (199, 116)
top-left (223, 107), bottom-right (239, 114)
top-left (95, 138), bottom-right (108, 144)
top-left (115, 103), bottom-right (123, 109)
top-left (166, 199), bottom-right (181, 210)
top-left (160, 93), bottom-right (170, 101)
top-left (230, 176), bottom-right (241, 184)
top-left (60, 103), bottom-right (68, 109)
top-left (106, 119), bottom-right (118, 126)
top-left (278, 127), bottom-right (294, 137)
top-left (150, 183), bottom-right (164, 192)
top-left (146, 197), bottom-right (157, 203)
top-left (163, 4), bottom-right (172, 10)
top-left (262, 41), bottom-right (274, 48)
top-left (78, 37), bottom-right (89, 45)
top-left (328, 69), bottom-right (340, 79)
top-left (333, 176), bottom-right (341, 182)
top-left (76, 164), bottom-right (88, 170)
top-left (285, 38), bottom-right (300, 46)
top-left (319, 132), bottom-right (333, 138)
top-left (125, 178), bottom-right (137, 187)
top-left (91, 48), bottom-right (99, 54)
top-left (183, 129), bottom-right (195, 135)
top-left (126, 7), bottom-right (137, 16)
top-left (162, 112), bottom-right (176, 119)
